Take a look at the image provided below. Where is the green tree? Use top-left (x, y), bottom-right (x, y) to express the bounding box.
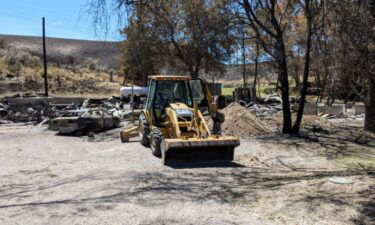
top-left (119, 10), bottom-right (161, 86)
top-left (87, 0), bottom-right (238, 78)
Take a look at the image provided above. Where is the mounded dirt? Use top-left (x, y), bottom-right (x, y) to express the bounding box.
top-left (221, 102), bottom-right (270, 138)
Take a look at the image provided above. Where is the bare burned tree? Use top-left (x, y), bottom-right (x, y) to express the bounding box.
top-left (237, 0), bottom-right (295, 133)
top-left (292, 0), bottom-right (324, 133)
top-left (251, 41), bottom-right (260, 102)
top-left (330, 0), bottom-right (375, 131)
top-left (236, 0), bottom-right (325, 134)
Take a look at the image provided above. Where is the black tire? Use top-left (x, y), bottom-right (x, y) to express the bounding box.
top-left (150, 128), bottom-right (163, 157)
top-left (139, 114), bottom-right (150, 147)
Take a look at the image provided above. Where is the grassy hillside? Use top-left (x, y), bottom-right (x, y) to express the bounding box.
top-left (0, 34), bottom-right (122, 97)
top-left (0, 34), bottom-right (120, 68)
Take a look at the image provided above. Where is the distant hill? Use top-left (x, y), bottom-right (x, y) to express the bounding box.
top-left (0, 34), bottom-right (121, 68)
top-left (0, 34), bottom-right (277, 89)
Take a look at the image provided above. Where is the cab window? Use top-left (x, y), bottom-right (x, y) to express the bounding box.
top-left (189, 80), bottom-right (205, 105)
top-left (146, 80), bottom-right (156, 109)
top-left (152, 80), bottom-right (193, 121)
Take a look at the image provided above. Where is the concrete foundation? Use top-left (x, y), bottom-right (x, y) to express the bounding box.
top-left (354, 103), bottom-right (365, 115)
top-left (318, 104), bottom-right (346, 116)
top-left (4, 97), bottom-right (85, 112)
top-left (292, 103), bottom-right (317, 115)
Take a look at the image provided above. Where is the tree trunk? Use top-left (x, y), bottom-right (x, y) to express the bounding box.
top-left (190, 59), bottom-right (201, 79)
top-left (109, 71), bottom-right (113, 82)
top-left (293, 6), bottom-right (313, 134)
top-left (251, 42), bottom-right (259, 102)
top-left (242, 31), bottom-right (247, 88)
top-left (57, 74), bottom-right (61, 88)
top-left (317, 62), bottom-right (328, 103)
top-left (364, 80), bottom-right (375, 132)
top-left (277, 38), bottom-right (292, 133)
top-left (122, 70), bottom-right (127, 86)
top-left (293, 64), bottom-right (300, 95)
top-left (190, 67), bottom-right (199, 79)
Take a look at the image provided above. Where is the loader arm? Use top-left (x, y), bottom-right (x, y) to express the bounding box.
top-left (196, 80), bottom-right (225, 135)
top-left (201, 80), bottom-right (217, 116)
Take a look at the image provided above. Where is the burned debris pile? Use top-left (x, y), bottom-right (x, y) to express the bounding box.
top-left (221, 94), bottom-right (366, 136)
top-left (0, 94), bottom-right (143, 135)
top-left (1, 91), bottom-right (366, 138)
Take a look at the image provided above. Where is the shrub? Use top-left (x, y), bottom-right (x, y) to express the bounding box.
top-left (8, 61), bottom-right (22, 77)
top-left (83, 58), bottom-right (107, 72)
top-left (0, 49), bottom-right (7, 57)
top-left (0, 39), bottom-right (7, 49)
top-left (4, 49), bottom-right (41, 68)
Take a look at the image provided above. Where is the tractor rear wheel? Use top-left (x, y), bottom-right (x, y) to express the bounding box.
top-left (150, 128), bottom-right (163, 157)
top-left (139, 114), bottom-right (150, 147)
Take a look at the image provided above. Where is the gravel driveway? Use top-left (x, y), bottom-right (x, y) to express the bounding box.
top-left (0, 125), bottom-right (373, 225)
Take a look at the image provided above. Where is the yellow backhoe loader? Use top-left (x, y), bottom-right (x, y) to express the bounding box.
top-left (121, 75), bottom-right (240, 165)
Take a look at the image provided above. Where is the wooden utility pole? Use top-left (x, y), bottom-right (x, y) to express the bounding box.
top-left (42, 17), bottom-right (49, 97)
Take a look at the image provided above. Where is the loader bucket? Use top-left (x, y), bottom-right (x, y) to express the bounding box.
top-left (161, 137), bottom-right (240, 165)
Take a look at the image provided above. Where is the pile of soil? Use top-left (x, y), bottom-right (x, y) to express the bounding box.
top-left (221, 102), bottom-right (270, 138)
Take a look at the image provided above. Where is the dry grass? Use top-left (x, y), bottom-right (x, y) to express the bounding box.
top-left (0, 35), bottom-right (123, 97)
top-left (0, 63), bottom-right (122, 97)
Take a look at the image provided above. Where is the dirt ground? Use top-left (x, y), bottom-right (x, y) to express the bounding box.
top-left (0, 123), bottom-right (374, 225)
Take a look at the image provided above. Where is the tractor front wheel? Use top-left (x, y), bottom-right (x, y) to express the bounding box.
top-left (150, 128), bottom-right (163, 157)
top-left (139, 114), bottom-right (150, 147)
